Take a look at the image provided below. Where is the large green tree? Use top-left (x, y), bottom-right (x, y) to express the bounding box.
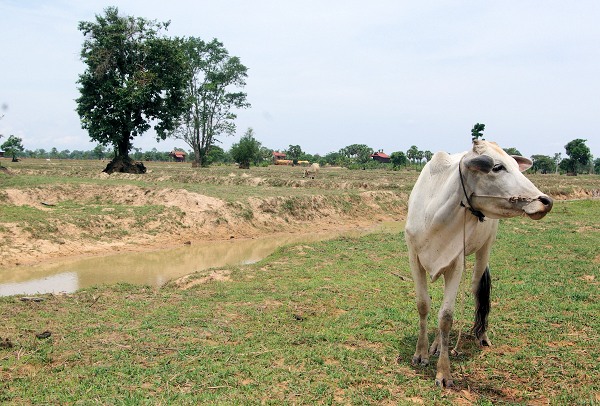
top-left (230, 128), bottom-right (261, 169)
top-left (471, 123), bottom-right (485, 141)
top-left (76, 7), bottom-right (189, 173)
top-left (531, 154), bottom-right (555, 174)
top-left (406, 145), bottom-right (419, 167)
top-left (563, 138), bottom-right (591, 174)
top-left (1, 135), bottom-right (24, 162)
top-left (170, 37), bottom-right (249, 167)
top-left (339, 144), bottom-right (373, 164)
top-left (390, 151), bottom-right (408, 168)
top-left (286, 145), bottom-right (303, 162)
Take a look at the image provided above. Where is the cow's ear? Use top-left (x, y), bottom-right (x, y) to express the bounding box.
top-left (511, 155), bottom-right (532, 172)
top-left (464, 154), bottom-right (494, 173)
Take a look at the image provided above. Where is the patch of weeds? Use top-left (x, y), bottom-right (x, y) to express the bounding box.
top-left (214, 217), bottom-right (228, 225)
top-left (228, 201), bottom-right (254, 220)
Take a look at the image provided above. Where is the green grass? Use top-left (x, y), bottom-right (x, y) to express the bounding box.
top-left (1, 200), bottom-right (598, 404)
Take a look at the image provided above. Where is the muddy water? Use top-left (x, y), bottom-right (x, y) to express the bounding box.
top-left (0, 222), bottom-right (403, 296)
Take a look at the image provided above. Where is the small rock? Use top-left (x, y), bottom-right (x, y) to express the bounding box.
top-left (35, 331), bottom-right (52, 339)
top-left (20, 297), bottom-right (45, 302)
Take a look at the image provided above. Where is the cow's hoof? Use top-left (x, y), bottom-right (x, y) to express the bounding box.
top-left (411, 355), bottom-right (429, 366)
top-left (477, 333), bottom-right (492, 347)
top-left (429, 346), bottom-right (440, 357)
top-left (429, 337), bottom-right (440, 356)
top-left (435, 374), bottom-right (454, 388)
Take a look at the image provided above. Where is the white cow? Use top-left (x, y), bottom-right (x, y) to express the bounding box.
top-left (405, 140), bottom-right (552, 387)
top-left (303, 163), bottom-right (320, 179)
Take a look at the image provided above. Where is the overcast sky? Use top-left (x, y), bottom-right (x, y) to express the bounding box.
top-left (1, 1), bottom-right (599, 158)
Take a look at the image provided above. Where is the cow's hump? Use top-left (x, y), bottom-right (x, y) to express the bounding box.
top-left (428, 151), bottom-right (453, 176)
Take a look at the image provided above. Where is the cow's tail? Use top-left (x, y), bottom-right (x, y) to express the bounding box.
top-left (472, 266), bottom-right (491, 339)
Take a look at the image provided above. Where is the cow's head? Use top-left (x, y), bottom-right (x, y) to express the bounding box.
top-left (461, 140), bottom-right (553, 220)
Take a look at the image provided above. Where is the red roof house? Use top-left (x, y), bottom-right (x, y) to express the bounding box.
top-left (170, 150), bottom-right (187, 162)
top-left (370, 151), bottom-right (391, 163)
top-left (272, 151), bottom-right (287, 163)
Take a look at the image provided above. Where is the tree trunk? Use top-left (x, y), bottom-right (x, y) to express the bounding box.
top-left (103, 132), bottom-right (146, 174)
top-left (192, 144), bottom-right (201, 167)
top-left (117, 131), bottom-right (131, 159)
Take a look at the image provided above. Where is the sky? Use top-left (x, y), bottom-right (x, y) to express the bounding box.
top-left (1, 0), bottom-right (599, 158)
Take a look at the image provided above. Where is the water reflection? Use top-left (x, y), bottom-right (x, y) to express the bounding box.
top-left (0, 222), bottom-right (403, 296)
top-left (0, 273), bottom-right (79, 297)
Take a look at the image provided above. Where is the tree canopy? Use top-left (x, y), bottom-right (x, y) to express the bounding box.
top-left (170, 37), bottom-right (249, 167)
top-left (563, 138), bottom-right (591, 174)
top-left (390, 151), bottom-right (408, 168)
top-left (406, 145), bottom-right (419, 165)
top-left (286, 145), bottom-right (303, 161)
top-left (76, 6), bottom-right (189, 173)
top-left (230, 128), bottom-right (261, 169)
top-left (531, 155), bottom-right (555, 174)
top-left (339, 144), bottom-right (373, 164)
top-left (503, 147), bottom-right (522, 156)
top-left (471, 123), bottom-right (485, 141)
top-left (1, 135), bottom-right (24, 162)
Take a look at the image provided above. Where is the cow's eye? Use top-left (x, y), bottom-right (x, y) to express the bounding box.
top-left (492, 164), bottom-right (505, 173)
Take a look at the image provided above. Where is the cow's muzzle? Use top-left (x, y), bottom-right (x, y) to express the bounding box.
top-left (523, 195), bottom-right (553, 220)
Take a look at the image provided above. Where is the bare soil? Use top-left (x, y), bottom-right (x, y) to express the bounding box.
top-left (0, 182), bottom-right (406, 269)
top-left (2, 160), bottom-right (598, 270)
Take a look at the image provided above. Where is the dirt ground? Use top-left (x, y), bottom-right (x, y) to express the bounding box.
top-left (0, 183), bottom-right (407, 269)
top-left (2, 161), bottom-right (598, 270)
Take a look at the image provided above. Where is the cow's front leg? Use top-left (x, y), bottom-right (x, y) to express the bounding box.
top-left (435, 266), bottom-right (462, 388)
top-left (410, 252), bottom-right (430, 366)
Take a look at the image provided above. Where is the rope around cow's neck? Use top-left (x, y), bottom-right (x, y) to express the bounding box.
top-left (458, 159), bottom-right (486, 222)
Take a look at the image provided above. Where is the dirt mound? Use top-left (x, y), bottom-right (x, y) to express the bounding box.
top-left (0, 185), bottom-right (407, 268)
top-left (102, 156), bottom-right (147, 174)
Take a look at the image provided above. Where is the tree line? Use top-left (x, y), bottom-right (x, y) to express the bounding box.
top-left (4, 130), bottom-right (597, 175)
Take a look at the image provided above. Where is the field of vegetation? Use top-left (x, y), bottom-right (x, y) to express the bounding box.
top-left (1, 158), bottom-right (599, 404)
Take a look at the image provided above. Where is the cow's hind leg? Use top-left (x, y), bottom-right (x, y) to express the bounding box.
top-left (410, 251), bottom-right (430, 366)
top-left (435, 264), bottom-right (462, 387)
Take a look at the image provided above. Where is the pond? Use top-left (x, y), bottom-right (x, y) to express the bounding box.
top-left (0, 222), bottom-right (403, 296)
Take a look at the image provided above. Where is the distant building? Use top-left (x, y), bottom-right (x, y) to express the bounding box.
top-left (170, 150), bottom-right (187, 162)
top-left (272, 151), bottom-right (287, 163)
top-left (370, 150), bottom-right (391, 163)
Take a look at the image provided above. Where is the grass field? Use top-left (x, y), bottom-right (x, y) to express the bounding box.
top-left (1, 196), bottom-right (599, 404)
top-left (1, 159), bottom-right (600, 403)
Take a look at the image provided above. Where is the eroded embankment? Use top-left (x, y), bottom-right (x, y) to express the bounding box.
top-left (0, 184), bottom-right (407, 268)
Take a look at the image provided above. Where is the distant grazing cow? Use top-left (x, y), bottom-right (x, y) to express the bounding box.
top-left (405, 140), bottom-right (552, 387)
top-left (303, 163), bottom-right (320, 179)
